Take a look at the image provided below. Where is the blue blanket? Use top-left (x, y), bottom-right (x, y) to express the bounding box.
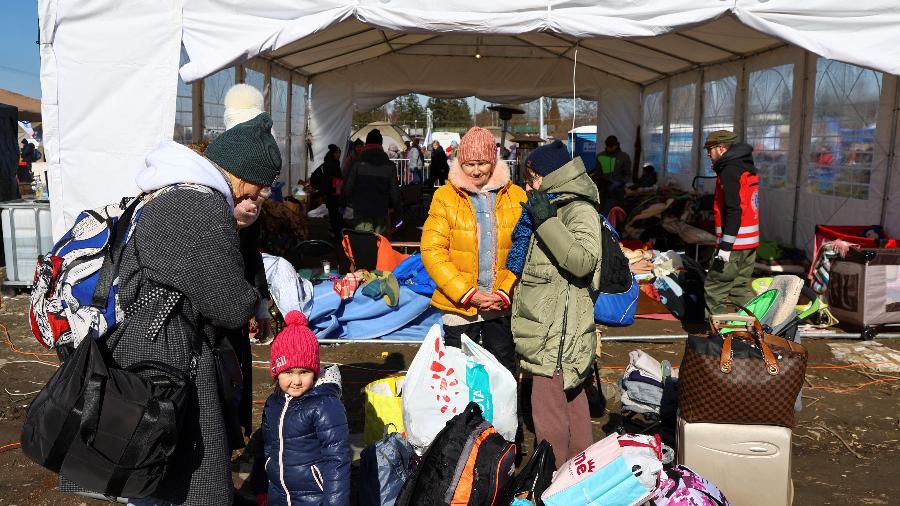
top-left (308, 282), bottom-right (442, 340)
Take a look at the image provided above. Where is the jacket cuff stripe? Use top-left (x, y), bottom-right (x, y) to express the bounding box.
top-left (494, 290), bottom-right (510, 308)
top-left (461, 288), bottom-right (477, 304)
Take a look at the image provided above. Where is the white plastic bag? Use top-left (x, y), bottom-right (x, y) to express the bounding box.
top-left (402, 325), bottom-right (519, 455)
top-left (402, 325), bottom-right (468, 454)
top-left (307, 203), bottom-right (328, 218)
top-left (262, 253), bottom-right (314, 317)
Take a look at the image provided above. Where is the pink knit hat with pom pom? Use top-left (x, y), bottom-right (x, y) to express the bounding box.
top-left (270, 311), bottom-right (320, 377)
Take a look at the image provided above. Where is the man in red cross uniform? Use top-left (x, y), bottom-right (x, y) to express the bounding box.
top-left (703, 130), bottom-right (760, 317)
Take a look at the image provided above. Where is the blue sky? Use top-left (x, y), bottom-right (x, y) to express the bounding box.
top-left (1, 1), bottom-right (41, 98)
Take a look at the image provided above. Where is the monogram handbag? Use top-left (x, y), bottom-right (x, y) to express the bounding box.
top-left (679, 313), bottom-right (808, 428)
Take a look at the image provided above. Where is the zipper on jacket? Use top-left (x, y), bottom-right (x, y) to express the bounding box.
top-left (278, 393), bottom-right (292, 506)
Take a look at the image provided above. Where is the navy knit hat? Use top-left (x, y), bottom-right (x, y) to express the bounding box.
top-left (525, 140), bottom-right (571, 177)
top-left (205, 112), bottom-right (282, 186)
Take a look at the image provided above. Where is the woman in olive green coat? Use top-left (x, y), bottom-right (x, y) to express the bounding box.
top-left (512, 140), bottom-right (602, 466)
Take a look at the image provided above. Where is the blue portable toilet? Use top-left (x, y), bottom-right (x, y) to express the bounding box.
top-left (569, 126), bottom-right (598, 173)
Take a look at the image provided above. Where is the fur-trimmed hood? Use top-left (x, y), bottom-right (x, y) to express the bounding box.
top-left (448, 158), bottom-right (511, 193)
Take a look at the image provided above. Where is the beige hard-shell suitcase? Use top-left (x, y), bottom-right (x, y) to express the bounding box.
top-left (677, 417), bottom-right (793, 506)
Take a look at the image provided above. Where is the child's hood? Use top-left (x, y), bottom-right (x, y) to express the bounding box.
top-left (311, 364), bottom-right (342, 398)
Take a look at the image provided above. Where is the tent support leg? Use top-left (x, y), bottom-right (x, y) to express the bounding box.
top-left (790, 51), bottom-right (813, 247)
top-left (881, 78), bottom-right (899, 227)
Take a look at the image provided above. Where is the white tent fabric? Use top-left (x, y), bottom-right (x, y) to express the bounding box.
top-left (40, 0), bottom-right (900, 244)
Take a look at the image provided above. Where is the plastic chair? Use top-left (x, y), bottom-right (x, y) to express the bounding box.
top-left (295, 239), bottom-right (336, 269)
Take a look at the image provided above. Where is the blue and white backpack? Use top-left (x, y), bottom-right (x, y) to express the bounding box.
top-left (29, 184), bottom-right (212, 349)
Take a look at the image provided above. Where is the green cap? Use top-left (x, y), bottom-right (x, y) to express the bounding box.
top-left (206, 112), bottom-right (282, 186)
top-left (704, 130), bottom-right (737, 149)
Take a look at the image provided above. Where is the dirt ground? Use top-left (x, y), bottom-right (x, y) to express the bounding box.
top-left (1, 290), bottom-right (898, 505)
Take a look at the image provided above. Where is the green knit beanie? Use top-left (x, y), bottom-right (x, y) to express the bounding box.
top-left (206, 112), bottom-right (282, 186)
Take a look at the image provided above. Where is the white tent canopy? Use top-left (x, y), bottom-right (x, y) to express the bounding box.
top-left (41, 0), bottom-right (900, 248)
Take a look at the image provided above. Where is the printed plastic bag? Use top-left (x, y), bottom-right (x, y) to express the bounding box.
top-left (401, 326), bottom-right (519, 454)
top-left (542, 434), bottom-right (653, 506)
top-left (402, 325), bottom-right (468, 454)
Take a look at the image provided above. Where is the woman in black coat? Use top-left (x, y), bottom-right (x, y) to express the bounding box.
top-left (429, 141), bottom-right (449, 186)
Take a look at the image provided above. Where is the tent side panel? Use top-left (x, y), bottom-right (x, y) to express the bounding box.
top-left (598, 85), bottom-right (641, 174)
top-left (45, 0), bottom-right (182, 239)
top-left (884, 76), bottom-right (900, 240)
top-left (308, 74), bottom-right (355, 173)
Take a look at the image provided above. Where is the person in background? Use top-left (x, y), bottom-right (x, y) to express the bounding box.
top-left (630, 163), bottom-right (658, 190)
top-left (512, 140), bottom-right (601, 467)
top-left (429, 140), bottom-right (449, 186)
top-left (342, 138), bottom-right (364, 180)
top-left (18, 139), bottom-right (35, 183)
top-left (703, 130), bottom-right (760, 317)
top-left (497, 142), bottom-right (511, 161)
top-left (407, 137), bottom-right (424, 184)
top-left (256, 311), bottom-right (350, 506)
top-left (341, 129), bottom-right (402, 234)
top-left (311, 144), bottom-right (345, 239)
top-left (421, 126), bottom-right (526, 375)
top-left (593, 135), bottom-right (632, 212)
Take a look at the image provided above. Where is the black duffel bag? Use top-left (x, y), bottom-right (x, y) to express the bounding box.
top-left (20, 334), bottom-right (192, 498)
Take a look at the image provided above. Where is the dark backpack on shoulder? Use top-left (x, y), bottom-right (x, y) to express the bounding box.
top-left (310, 164), bottom-right (325, 191)
top-left (556, 197), bottom-right (638, 326)
top-left (396, 402), bottom-right (516, 506)
top-left (597, 215), bottom-right (633, 294)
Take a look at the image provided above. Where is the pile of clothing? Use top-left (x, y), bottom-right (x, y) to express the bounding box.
top-left (623, 246), bottom-right (654, 275)
top-left (332, 270), bottom-right (401, 307)
top-left (618, 350), bottom-right (678, 421)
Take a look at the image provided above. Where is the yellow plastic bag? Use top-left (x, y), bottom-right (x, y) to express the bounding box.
top-left (363, 376), bottom-right (406, 446)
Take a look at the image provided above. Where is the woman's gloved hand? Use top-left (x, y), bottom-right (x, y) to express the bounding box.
top-left (521, 190), bottom-right (557, 227)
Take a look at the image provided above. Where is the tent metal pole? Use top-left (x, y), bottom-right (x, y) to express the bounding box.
top-left (881, 77), bottom-right (899, 227)
top-left (694, 68), bottom-right (705, 181)
top-left (790, 51), bottom-right (813, 246)
top-left (191, 80), bottom-right (203, 144)
top-left (286, 74), bottom-right (294, 186)
top-left (275, 27), bottom-right (379, 59)
top-left (661, 79), bottom-right (671, 179)
top-left (624, 39), bottom-right (700, 66)
top-left (735, 60), bottom-right (746, 140)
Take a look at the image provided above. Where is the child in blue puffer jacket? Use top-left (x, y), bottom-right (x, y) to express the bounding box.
top-left (258, 310), bottom-right (350, 506)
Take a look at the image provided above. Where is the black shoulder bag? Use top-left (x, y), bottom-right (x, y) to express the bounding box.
top-left (20, 288), bottom-right (195, 499)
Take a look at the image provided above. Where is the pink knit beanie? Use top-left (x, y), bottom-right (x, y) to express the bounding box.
top-left (270, 311), bottom-right (320, 377)
top-left (457, 127), bottom-right (497, 167)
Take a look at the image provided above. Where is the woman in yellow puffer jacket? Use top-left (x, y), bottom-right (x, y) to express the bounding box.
top-left (421, 127), bottom-right (526, 374)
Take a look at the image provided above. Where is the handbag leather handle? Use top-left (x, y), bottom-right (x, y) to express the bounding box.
top-left (755, 334), bottom-right (780, 375)
top-left (719, 335), bottom-right (733, 373)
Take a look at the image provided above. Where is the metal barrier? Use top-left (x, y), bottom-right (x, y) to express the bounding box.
top-left (393, 159), bottom-right (430, 186)
top-left (394, 158), bottom-right (521, 186)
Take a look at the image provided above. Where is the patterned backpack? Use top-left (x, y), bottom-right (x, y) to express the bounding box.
top-left (649, 465), bottom-right (731, 506)
top-left (29, 184), bottom-right (211, 349)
